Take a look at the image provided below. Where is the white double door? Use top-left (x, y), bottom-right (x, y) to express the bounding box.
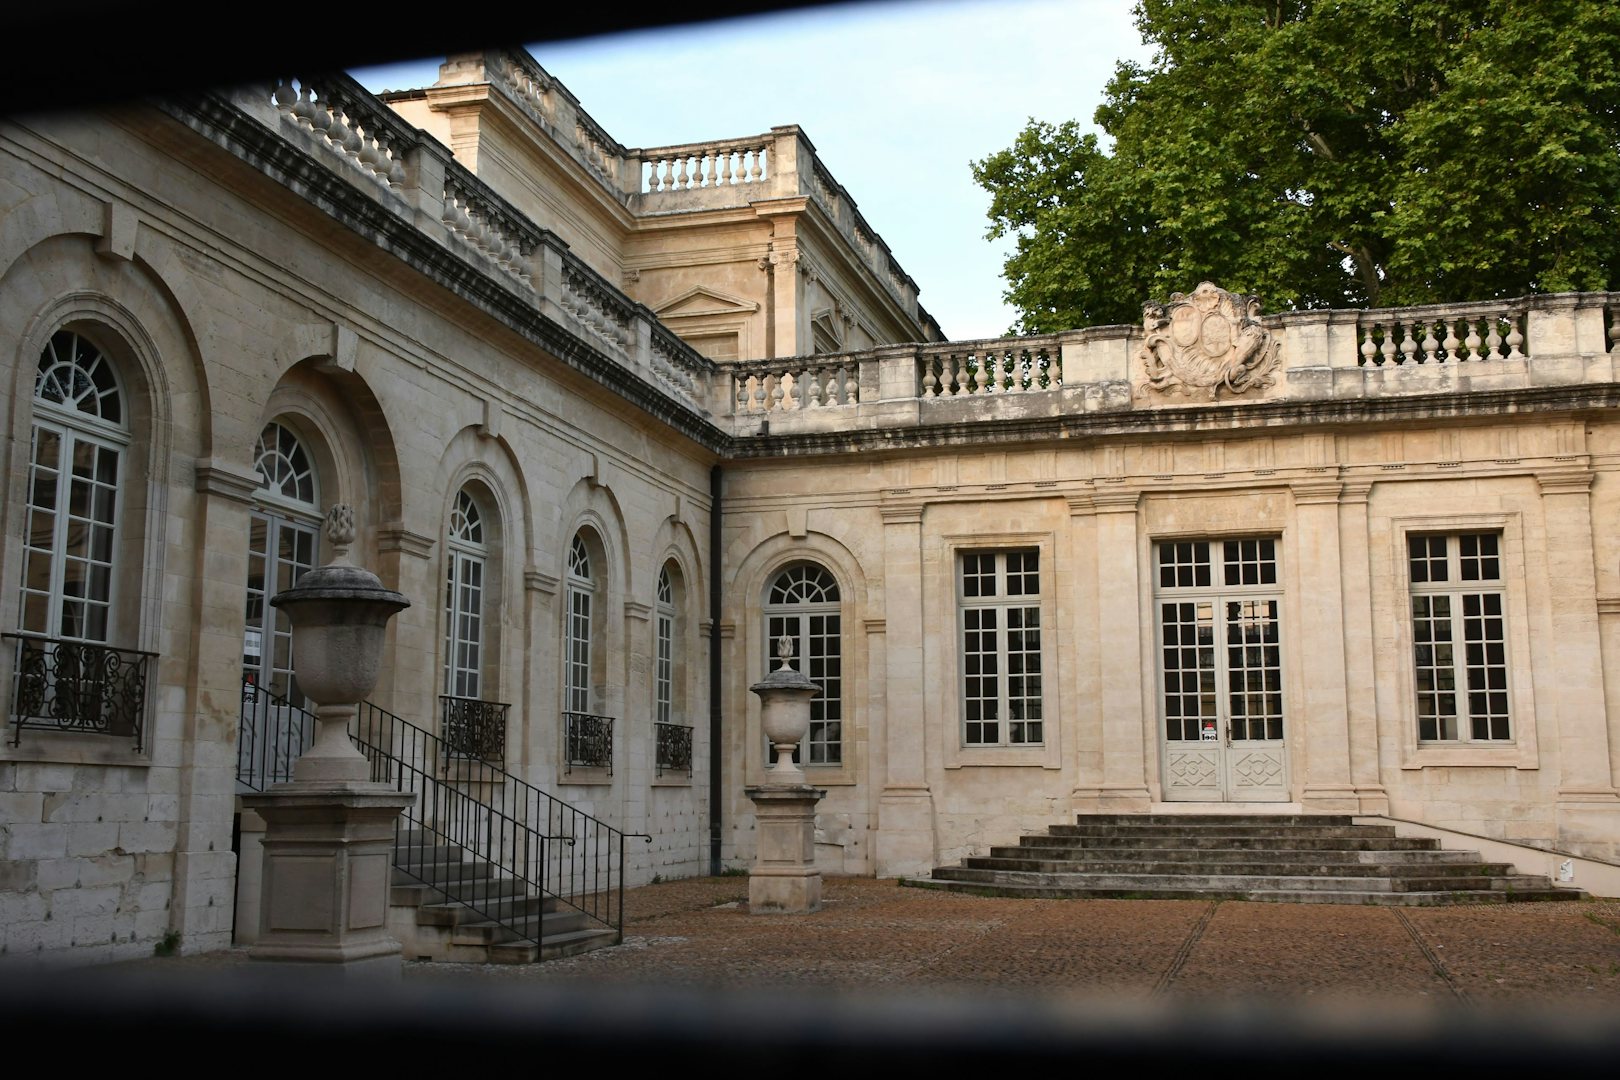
top-left (1156, 539), bottom-right (1289, 802)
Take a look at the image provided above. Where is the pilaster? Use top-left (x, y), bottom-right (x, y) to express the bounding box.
top-left (1075, 489), bottom-right (1151, 810)
top-left (1337, 480), bottom-right (1388, 813)
top-left (874, 498), bottom-right (934, 875)
top-left (1289, 480), bottom-right (1358, 812)
top-left (1533, 468), bottom-right (1620, 820)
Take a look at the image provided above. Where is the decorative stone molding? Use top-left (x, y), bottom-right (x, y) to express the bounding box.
top-left (1139, 282), bottom-right (1280, 399)
top-left (863, 618), bottom-right (886, 635)
top-left (95, 199), bottom-right (138, 262)
top-left (1065, 494), bottom-right (1096, 516)
top-left (524, 569), bottom-right (559, 596)
top-left (193, 456), bottom-right (261, 504)
top-left (879, 502), bottom-right (924, 525)
top-left (1596, 597), bottom-right (1620, 616)
top-left (1340, 479), bottom-right (1376, 505)
top-left (1090, 489), bottom-right (1141, 514)
top-left (1536, 467), bottom-right (1594, 496)
top-left (377, 525), bottom-right (434, 559)
top-left (479, 397), bottom-right (502, 441)
top-left (1289, 480), bottom-right (1344, 505)
top-left (623, 600), bottom-right (652, 622)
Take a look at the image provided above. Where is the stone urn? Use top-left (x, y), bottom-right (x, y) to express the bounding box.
top-left (270, 504), bottom-right (409, 783)
top-left (754, 634), bottom-right (819, 783)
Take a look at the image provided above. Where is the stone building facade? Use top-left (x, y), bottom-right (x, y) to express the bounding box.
top-left (1, 49), bottom-right (1617, 965)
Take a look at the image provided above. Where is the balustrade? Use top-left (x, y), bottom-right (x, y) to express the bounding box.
top-left (441, 695), bottom-right (510, 763)
top-left (654, 721), bottom-right (694, 778)
top-left (559, 266), bottom-right (634, 355)
top-left (919, 339), bottom-right (1063, 398)
top-left (731, 357), bottom-right (862, 414)
top-left (270, 77), bottom-right (408, 194)
top-left (564, 711), bottom-right (614, 773)
top-left (442, 175), bottom-right (538, 290)
top-left (1355, 303), bottom-right (1527, 367)
top-left (7, 634), bottom-right (153, 750)
top-left (641, 140), bottom-right (770, 192)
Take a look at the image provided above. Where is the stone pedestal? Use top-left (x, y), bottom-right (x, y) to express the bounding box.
top-left (745, 785), bottom-right (826, 914)
top-left (241, 782), bottom-right (415, 979)
top-left (747, 645), bottom-right (826, 914)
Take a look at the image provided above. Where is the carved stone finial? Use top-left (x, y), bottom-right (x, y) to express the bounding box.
top-left (1138, 282), bottom-right (1281, 399)
top-left (775, 634), bottom-right (796, 671)
top-left (325, 504), bottom-right (356, 562)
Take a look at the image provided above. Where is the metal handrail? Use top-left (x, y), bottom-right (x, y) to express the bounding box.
top-left (236, 677), bottom-right (646, 949)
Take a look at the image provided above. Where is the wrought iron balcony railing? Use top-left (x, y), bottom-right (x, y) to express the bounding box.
top-left (654, 721), bottom-right (693, 778)
top-left (563, 711), bottom-right (614, 774)
top-left (441, 695), bottom-right (510, 764)
top-left (6, 633), bottom-right (154, 750)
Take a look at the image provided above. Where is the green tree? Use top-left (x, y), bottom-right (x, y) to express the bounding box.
top-left (974, 0), bottom-right (1620, 333)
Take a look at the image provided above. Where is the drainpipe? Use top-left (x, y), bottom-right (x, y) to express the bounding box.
top-left (708, 463), bottom-right (724, 875)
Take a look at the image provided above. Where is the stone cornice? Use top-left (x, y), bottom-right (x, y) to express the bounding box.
top-left (1090, 490), bottom-right (1141, 513)
top-left (155, 94), bottom-right (730, 455)
top-left (878, 502), bottom-right (925, 525)
top-left (1597, 597), bottom-right (1620, 616)
top-left (1289, 479), bottom-right (1344, 505)
top-left (524, 569), bottom-right (559, 595)
top-left (729, 385), bottom-right (1620, 460)
top-left (863, 618), bottom-right (886, 634)
top-left (377, 525), bottom-right (435, 559)
top-left (1536, 467), bottom-right (1595, 496)
top-left (623, 600), bottom-right (653, 622)
top-left (193, 457), bottom-right (260, 505)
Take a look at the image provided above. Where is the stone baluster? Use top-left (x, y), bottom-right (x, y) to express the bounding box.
top-left (1506, 315), bottom-right (1526, 360)
top-left (973, 354), bottom-right (990, 394)
top-left (1398, 320), bottom-right (1417, 366)
top-left (1420, 321), bottom-right (1440, 364)
top-left (1464, 317), bottom-right (1484, 361)
top-left (1485, 318), bottom-right (1504, 361)
top-left (1359, 321), bottom-right (1378, 367)
top-left (953, 356), bottom-right (971, 396)
top-left (1609, 310), bottom-right (1620, 356)
top-left (1442, 319), bottom-right (1461, 363)
top-left (844, 362), bottom-right (859, 404)
top-left (1046, 349), bottom-right (1063, 387)
top-left (1378, 322), bottom-right (1397, 367)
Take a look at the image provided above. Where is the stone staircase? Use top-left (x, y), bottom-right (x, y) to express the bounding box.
top-left (907, 814), bottom-right (1585, 905)
top-left (388, 830), bottom-right (620, 964)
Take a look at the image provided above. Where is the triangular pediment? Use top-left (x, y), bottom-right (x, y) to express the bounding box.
top-left (654, 286), bottom-right (759, 319)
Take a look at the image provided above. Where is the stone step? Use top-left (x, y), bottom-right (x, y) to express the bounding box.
top-left (902, 876), bottom-right (1582, 906)
top-left (932, 866), bottom-right (1543, 893)
top-left (449, 908), bottom-right (595, 946)
top-left (1018, 834), bottom-right (1442, 852)
top-left (486, 927), bottom-right (619, 964)
top-left (1074, 813), bottom-right (1357, 827)
top-left (417, 892), bottom-right (559, 927)
top-left (965, 856), bottom-right (1517, 878)
top-left (915, 814), bottom-right (1584, 907)
top-left (1050, 823), bottom-right (1398, 839)
top-left (987, 845), bottom-right (1487, 866)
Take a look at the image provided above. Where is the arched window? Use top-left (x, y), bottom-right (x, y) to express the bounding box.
top-left (242, 420), bottom-right (320, 706)
top-left (444, 489), bottom-right (487, 700)
top-left (655, 564), bottom-right (675, 726)
top-left (564, 533), bottom-right (594, 715)
top-left (20, 330), bottom-right (128, 643)
top-left (764, 562), bottom-right (842, 765)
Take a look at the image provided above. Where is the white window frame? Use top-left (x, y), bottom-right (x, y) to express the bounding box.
top-left (1388, 513), bottom-right (1537, 771)
top-left (763, 562), bottom-right (843, 767)
top-left (443, 489), bottom-right (488, 701)
top-left (20, 330), bottom-right (130, 645)
top-left (243, 421), bottom-right (321, 706)
top-left (958, 548), bottom-right (1044, 748)
top-left (655, 565), bottom-right (675, 727)
top-left (564, 533), bottom-right (594, 716)
top-left (1407, 531), bottom-right (1511, 744)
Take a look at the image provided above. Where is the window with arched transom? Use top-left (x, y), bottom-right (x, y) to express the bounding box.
top-left (763, 562), bottom-right (842, 765)
top-left (444, 488), bottom-right (488, 700)
top-left (564, 532), bottom-right (595, 716)
top-left (242, 420), bottom-right (320, 707)
top-left (20, 330), bottom-right (129, 644)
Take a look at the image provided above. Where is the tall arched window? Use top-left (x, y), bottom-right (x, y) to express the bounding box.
top-left (564, 533), bottom-right (594, 715)
top-left (242, 420), bottom-right (320, 706)
top-left (444, 489), bottom-right (487, 700)
top-left (764, 562), bottom-right (842, 765)
top-left (655, 564), bottom-right (675, 727)
top-left (21, 330), bottom-right (128, 644)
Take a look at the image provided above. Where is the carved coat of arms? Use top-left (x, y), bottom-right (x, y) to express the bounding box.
top-left (1139, 282), bottom-right (1280, 398)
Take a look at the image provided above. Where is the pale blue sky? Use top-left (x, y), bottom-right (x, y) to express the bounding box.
top-left (352, 0), bottom-right (1153, 339)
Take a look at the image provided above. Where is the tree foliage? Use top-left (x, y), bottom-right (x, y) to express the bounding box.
top-left (974, 0), bottom-right (1620, 333)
